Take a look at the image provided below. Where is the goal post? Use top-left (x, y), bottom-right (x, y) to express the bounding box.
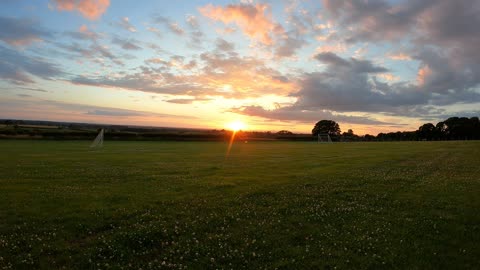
top-left (317, 133), bottom-right (332, 143)
top-left (90, 128), bottom-right (104, 148)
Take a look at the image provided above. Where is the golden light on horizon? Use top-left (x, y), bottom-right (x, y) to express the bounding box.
top-left (227, 120), bottom-right (246, 131)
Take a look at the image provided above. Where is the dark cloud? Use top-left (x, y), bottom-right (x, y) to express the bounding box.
top-left (321, 0), bottom-right (427, 43)
top-left (274, 32), bottom-right (305, 58)
top-left (315, 52), bottom-right (388, 73)
top-left (0, 45), bottom-right (64, 84)
top-left (291, 53), bottom-right (480, 115)
top-left (0, 17), bottom-right (52, 46)
top-left (321, 0), bottom-right (480, 104)
top-left (215, 38), bottom-right (235, 52)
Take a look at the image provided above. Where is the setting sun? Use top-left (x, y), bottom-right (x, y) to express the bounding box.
top-left (227, 121), bottom-right (246, 131)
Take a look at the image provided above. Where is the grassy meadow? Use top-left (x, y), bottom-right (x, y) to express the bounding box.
top-left (0, 140), bottom-right (479, 269)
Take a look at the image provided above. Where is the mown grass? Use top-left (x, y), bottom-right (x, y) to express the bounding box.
top-left (0, 140), bottom-right (479, 269)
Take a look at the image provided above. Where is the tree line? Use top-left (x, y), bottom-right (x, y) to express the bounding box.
top-left (312, 117), bottom-right (480, 141)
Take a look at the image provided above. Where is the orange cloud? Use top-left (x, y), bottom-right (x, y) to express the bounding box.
top-left (417, 65), bottom-right (432, 86)
top-left (52, 0), bottom-right (110, 20)
top-left (388, 52), bottom-right (411, 61)
top-left (199, 3), bottom-right (283, 45)
top-left (316, 43), bottom-right (347, 53)
top-left (378, 73), bottom-right (400, 82)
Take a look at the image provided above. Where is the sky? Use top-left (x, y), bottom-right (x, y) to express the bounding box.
top-left (1, 0), bottom-right (479, 135)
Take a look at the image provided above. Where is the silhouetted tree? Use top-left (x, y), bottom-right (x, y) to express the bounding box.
top-left (438, 117), bottom-right (479, 140)
top-left (417, 123), bottom-right (436, 140)
top-left (312, 120), bottom-right (340, 136)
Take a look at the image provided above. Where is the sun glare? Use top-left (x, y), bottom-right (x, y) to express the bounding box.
top-left (228, 121), bottom-right (246, 131)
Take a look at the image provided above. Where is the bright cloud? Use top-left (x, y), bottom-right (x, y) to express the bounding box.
top-left (199, 3), bottom-right (284, 45)
top-left (52, 0), bottom-right (110, 20)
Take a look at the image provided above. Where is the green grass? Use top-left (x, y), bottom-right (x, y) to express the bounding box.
top-left (0, 140), bottom-right (479, 269)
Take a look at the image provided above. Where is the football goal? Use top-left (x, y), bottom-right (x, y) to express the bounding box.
top-left (317, 133), bottom-right (332, 143)
top-left (90, 128), bottom-right (104, 148)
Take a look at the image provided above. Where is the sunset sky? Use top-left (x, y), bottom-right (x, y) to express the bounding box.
top-left (1, 0), bottom-right (479, 134)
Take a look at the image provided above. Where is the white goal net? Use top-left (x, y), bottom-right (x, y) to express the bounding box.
top-left (90, 129), bottom-right (104, 148)
top-left (317, 133), bottom-right (332, 143)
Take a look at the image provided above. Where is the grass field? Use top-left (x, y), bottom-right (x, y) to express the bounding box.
top-left (0, 140), bottom-right (479, 269)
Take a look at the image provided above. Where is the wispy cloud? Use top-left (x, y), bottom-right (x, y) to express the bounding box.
top-left (0, 17), bottom-right (51, 46)
top-left (0, 45), bottom-right (64, 84)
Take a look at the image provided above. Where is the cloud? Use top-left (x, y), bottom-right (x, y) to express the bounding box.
top-left (412, 48), bottom-right (479, 94)
top-left (0, 17), bottom-right (51, 46)
top-left (66, 24), bottom-right (101, 41)
top-left (321, 0), bottom-right (480, 104)
top-left (231, 105), bottom-right (395, 125)
top-left (57, 41), bottom-right (123, 66)
top-left (0, 45), bottom-right (64, 84)
top-left (316, 43), bottom-right (347, 54)
top-left (274, 33), bottom-right (305, 58)
top-left (163, 97), bottom-right (211, 104)
top-left (215, 38), bottom-right (234, 52)
top-left (199, 3), bottom-right (284, 45)
top-left (272, 7), bottom-right (321, 58)
top-left (52, 0), bottom-right (110, 20)
top-left (287, 52), bottom-right (480, 118)
top-left (111, 36), bottom-right (141, 50)
top-left (86, 109), bottom-right (143, 116)
top-left (8, 86), bottom-right (49, 93)
top-left (388, 52), bottom-right (411, 61)
top-left (70, 48), bottom-right (292, 99)
top-left (321, 0), bottom-right (425, 43)
top-left (378, 73), bottom-right (400, 82)
top-left (315, 52), bottom-right (389, 73)
top-left (153, 16), bottom-right (185, 35)
top-left (116, 17), bottom-right (137, 32)
top-left (0, 97), bottom-right (199, 124)
top-left (185, 15), bottom-right (205, 48)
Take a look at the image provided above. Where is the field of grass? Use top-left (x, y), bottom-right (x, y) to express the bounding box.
top-left (0, 140), bottom-right (479, 269)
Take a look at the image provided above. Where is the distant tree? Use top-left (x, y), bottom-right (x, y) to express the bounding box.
top-left (277, 130), bottom-right (293, 135)
top-left (312, 120), bottom-right (341, 136)
top-left (471, 117), bottom-right (480, 139)
top-left (363, 134), bottom-right (375, 141)
top-left (341, 129), bottom-right (357, 141)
